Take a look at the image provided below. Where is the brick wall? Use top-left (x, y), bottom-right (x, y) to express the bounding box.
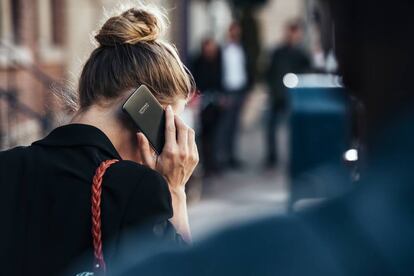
top-left (0, 0), bottom-right (66, 149)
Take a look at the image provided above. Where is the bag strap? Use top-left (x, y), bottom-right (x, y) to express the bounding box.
top-left (91, 159), bottom-right (119, 275)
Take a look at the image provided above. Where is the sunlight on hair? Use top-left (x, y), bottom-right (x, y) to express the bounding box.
top-left (91, 1), bottom-right (170, 47)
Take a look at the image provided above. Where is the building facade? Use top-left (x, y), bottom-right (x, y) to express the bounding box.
top-left (0, 0), bottom-right (66, 148)
top-left (0, 0), bottom-right (183, 149)
top-left (0, 0), bottom-right (305, 149)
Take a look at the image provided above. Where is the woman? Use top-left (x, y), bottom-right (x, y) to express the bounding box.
top-left (0, 5), bottom-right (198, 276)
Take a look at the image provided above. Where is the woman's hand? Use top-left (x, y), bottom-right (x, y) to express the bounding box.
top-left (136, 105), bottom-right (197, 243)
top-left (137, 105), bottom-right (199, 189)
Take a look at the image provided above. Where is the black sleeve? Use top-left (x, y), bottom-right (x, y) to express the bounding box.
top-left (102, 160), bottom-right (184, 264)
top-left (102, 162), bottom-right (186, 269)
top-left (124, 168), bottom-right (188, 246)
top-left (123, 167), bottom-right (173, 227)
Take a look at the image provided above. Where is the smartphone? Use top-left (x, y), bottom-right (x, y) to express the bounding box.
top-left (122, 85), bottom-right (165, 155)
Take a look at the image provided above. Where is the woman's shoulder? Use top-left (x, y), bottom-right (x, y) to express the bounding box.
top-left (104, 160), bottom-right (170, 200)
top-left (107, 160), bottom-right (165, 184)
top-left (0, 146), bottom-right (30, 168)
top-left (106, 160), bottom-right (173, 224)
top-left (0, 146), bottom-right (29, 157)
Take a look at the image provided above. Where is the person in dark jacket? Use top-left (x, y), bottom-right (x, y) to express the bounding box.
top-left (265, 20), bottom-right (310, 167)
top-left (112, 1), bottom-right (414, 275)
top-left (0, 6), bottom-right (198, 276)
top-left (191, 38), bottom-right (223, 176)
top-left (218, 22), bottom-right (249, 169)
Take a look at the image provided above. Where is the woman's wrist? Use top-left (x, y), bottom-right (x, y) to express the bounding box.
top-left (169, 185), bottom-right (186, 199)
top-left (168, 184), bottom-right (191, 243)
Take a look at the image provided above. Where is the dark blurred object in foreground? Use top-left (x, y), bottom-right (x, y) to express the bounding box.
top-left (114, 0), bottom-right (414, 275)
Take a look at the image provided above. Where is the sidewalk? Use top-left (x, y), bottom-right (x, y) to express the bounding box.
top-left (188, 87), bottom-right (289, 241)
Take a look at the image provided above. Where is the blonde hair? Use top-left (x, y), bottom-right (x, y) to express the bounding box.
top-left (78, 4), bottom-right (195, 108)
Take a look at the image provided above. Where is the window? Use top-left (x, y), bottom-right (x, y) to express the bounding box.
top-left (11, 0), bottom-right (22, 44)
top-left (37, 0), bottom-right (65, 62)
top-left (0, 0), bottom-right (12, 43)
top-left (0, 1), bottom-right (3, 39)
top-left (50, 0), bottom-right (65, 46)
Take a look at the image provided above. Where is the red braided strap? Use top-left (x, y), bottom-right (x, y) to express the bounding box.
top-left (91, 159), bottom-right (119, 275)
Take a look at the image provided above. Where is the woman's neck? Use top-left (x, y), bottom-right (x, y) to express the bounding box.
top-left (70, 105), bottom-right (136, 160)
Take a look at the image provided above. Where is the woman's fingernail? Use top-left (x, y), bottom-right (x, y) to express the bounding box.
top-left (167, 105), bottom-right (172, 111)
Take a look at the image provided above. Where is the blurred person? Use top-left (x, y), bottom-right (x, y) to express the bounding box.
top-left (191, 38), bottom-right (223, 177)
top-left (113, 1), bottom-right (414, 275)
top-left (239, 7), bottom-right (262, 89)
top-left (265, 20), bottom-right (311, 168)
top-left (217, 22), bottom-right (249, 169)
top-left (0, 6), bottom-right (198, 276)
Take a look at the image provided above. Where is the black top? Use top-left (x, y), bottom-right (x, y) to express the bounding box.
top-left (0, 124), bottom-right (176, 275)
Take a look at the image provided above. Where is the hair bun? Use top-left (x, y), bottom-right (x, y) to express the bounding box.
top-left (95, 7), bottom-right (165, 46)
